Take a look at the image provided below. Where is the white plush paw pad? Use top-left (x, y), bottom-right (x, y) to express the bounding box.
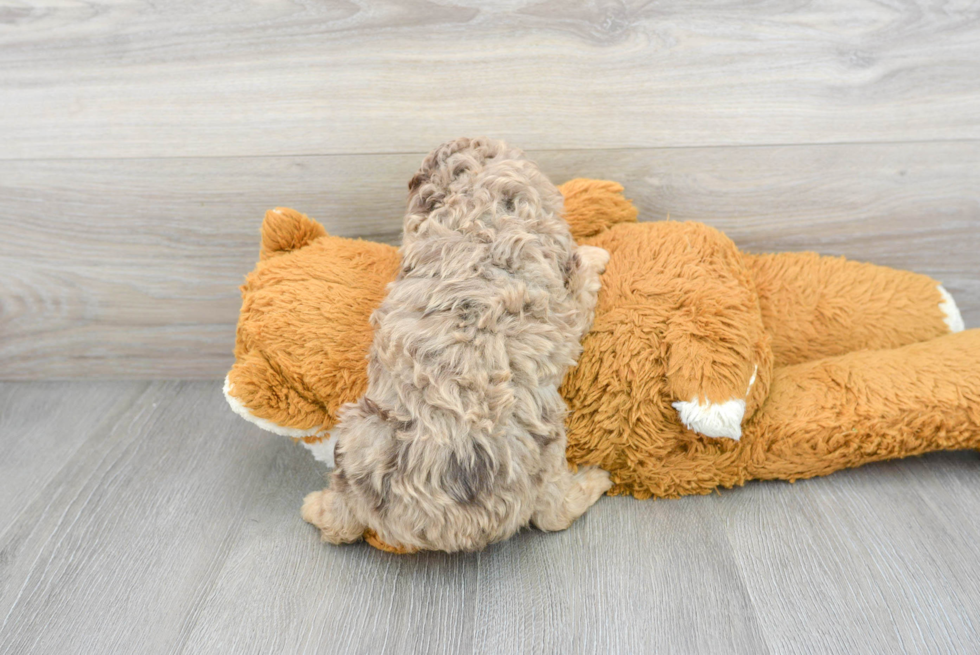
top-left (301, 435), bottom-right (338, 468)
top-left (938, 285), bottom-right (965, 333)
top-left (223, 376), bottom-right (328, 439)
top-left (672, 397), bottom-right (746, 441)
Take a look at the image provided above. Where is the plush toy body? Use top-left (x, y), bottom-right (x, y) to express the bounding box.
top-left (225, 179), bottom-right (977, 523)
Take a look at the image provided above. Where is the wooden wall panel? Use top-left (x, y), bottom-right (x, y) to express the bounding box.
top-left (2, 142), bottom-right (976, 378)
top-left (1, 0), bottom-right (978, 158)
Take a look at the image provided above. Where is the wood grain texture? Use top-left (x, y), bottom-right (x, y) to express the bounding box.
top-left (1, 142), bottom-right (977, 379)
top-left (0, 381), bottom-right (286, 654)
top-left (2, 381), bottom-right (979, 654)
top-left (0, 381), bottom-right (148, 533)
top-left (717, 456), bottom-right (980, 652)
top-left (1, 1), bottom-right (979, 159)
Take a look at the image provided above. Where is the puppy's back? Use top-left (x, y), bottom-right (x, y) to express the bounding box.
top-left (338, 138), bottom-right (584, 551)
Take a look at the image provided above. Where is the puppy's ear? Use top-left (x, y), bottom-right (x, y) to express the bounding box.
top-left (260, 208), bottom-right (327, 259)
top-left (559, 179), bottom-right (638, 240)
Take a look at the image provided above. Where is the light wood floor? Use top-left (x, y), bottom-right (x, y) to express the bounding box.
top-left (1, 380), bottom-right (978, 654)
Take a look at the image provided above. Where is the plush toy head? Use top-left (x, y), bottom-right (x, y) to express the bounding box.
top-left (226, 209), bottom-right (400, 440)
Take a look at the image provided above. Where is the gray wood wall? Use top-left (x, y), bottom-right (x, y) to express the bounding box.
top-left (2, 1), bottom-right (978, 379)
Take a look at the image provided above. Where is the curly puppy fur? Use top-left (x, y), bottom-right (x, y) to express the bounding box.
top-left (302, 137), bottom-right (612, 552)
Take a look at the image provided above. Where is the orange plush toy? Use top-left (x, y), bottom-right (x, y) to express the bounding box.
top-left (225, 179), bottom-right (978, 552)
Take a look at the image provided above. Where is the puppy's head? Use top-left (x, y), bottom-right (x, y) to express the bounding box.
top-left (405, 137), bottom-right (563, 238)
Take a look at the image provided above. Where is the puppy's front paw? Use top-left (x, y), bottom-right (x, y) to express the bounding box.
top-left (672, 398), bottom-right (746, 441)
top-left (577, 245), bottom-right (610, 274)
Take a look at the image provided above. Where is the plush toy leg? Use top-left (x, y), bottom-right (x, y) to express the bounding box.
top-left (654, 225), bottom-right (770, 441)
top-left (743, 329), bottom-right (980, 483)
top-left (745, 252), bottom-right (960, 367)
top-left (531, 443), bottom-right (612, 531)
top-left (301, 484), bottom-right (366, 545)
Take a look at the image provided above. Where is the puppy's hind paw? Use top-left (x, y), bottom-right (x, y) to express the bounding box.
top-left (301, 489), bottom-right (365, 545)
top-left (301, 490), bottom-right (329, 529)
top-left (572, 465), bottom-right (614, 508)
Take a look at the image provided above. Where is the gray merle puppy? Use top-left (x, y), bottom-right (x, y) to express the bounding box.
top-left (302, 137), bottom-right (611, 552)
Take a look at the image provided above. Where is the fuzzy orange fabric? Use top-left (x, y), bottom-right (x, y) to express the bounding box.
top-left (363, 529), bottom-right (418, 554)
top-left (229, 214), bottom-right (400, 436)
top-left (225, 179), bottom-right (976, 550)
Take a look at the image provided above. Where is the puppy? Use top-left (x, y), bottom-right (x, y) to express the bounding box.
top-left (302, 137), bottom-right (611, 552)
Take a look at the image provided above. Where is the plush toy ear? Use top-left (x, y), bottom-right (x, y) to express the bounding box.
top-left (559, 179), bottom-right (638, 240)
top-left (260, 208), bottom-right (328, 259)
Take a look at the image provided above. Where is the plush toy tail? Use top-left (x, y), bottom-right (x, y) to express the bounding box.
top-left (260, 208), bottom-right (327, 259)
top-left (743, 329), bottom-right (980, 483)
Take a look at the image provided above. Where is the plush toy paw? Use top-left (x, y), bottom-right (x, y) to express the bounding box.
top-left (672, 398), bottom-right (746, 440)
top-left (671, 365), bottom-right (759, 441)
top-left (938, 285), bottom-right (965, 333)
